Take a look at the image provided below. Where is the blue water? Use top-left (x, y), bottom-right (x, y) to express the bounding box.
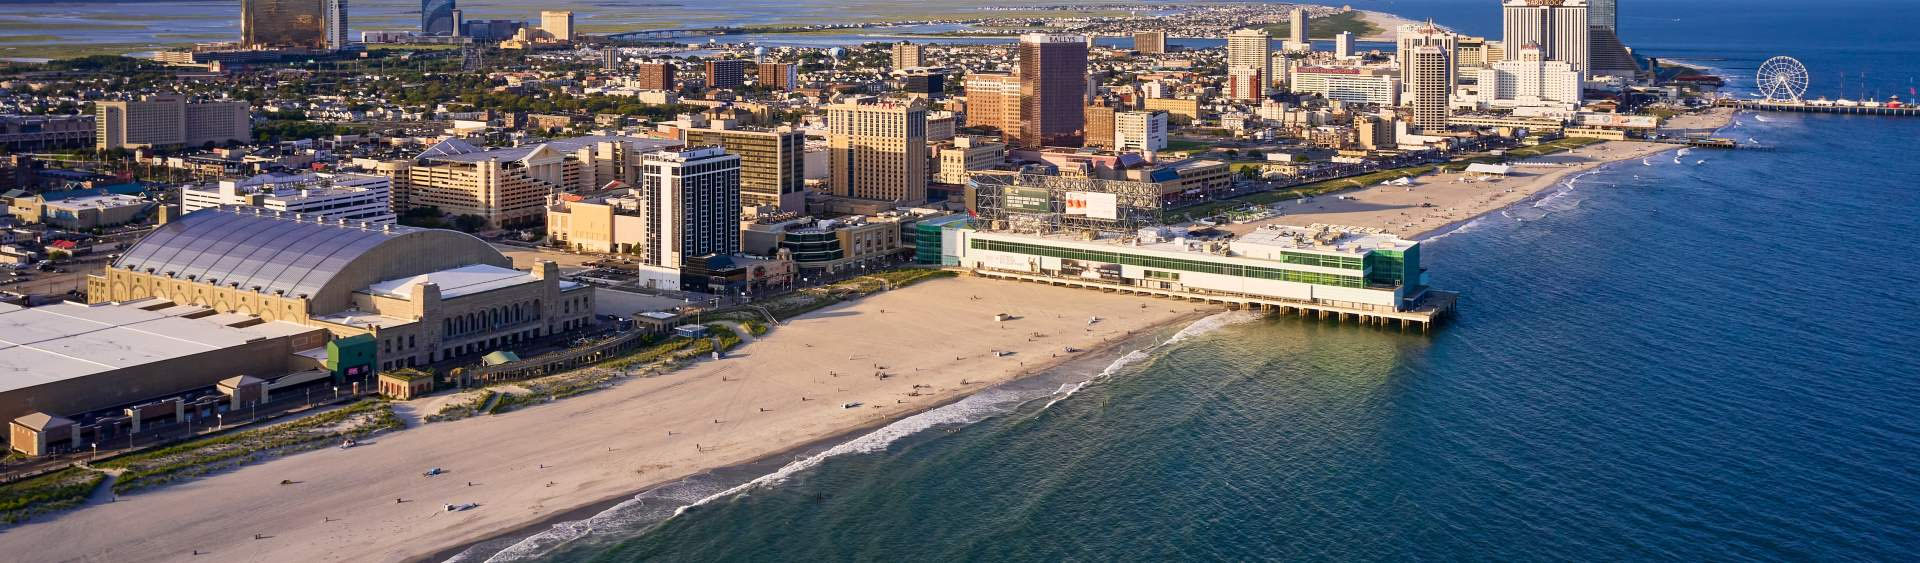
top-left (451, 3), bottom-right (1920, 561)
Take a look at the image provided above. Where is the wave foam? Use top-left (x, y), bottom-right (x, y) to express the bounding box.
top-left (467, 311), bottom-right (1263, 562)
top-left (1041, 309), bottom-right (1263, 409)
top-left (1422, 215), bottom-right (1488, 243)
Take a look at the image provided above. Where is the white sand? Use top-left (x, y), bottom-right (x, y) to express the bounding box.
top-left (1227, 108), bottom-right (1737, 239)
top-left (1358, 10), bottom-right (1426, 41)
top-left (3, 276), bottom-right (1202, 562)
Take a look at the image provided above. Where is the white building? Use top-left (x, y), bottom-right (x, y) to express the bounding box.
top-left (1474, 45), bottom-right (1583, 110)
top-left (952, 225), bottom-right (1429, 313)
top-left (639, 147), bottom-right (741, 269)
top-left (1140, 80), bottom-right (1169, 100)
top-left (180, 172), bottom-right (395, 224)
top-left (1114, 110), bottom-right (1168, 152)
top-left (1335, 31), bottom-right (1356, 59)
top-left (1502, 0), bottom-right (1589, 78)
top-left (325, 0), bottom-right (350, 49)
top-left (1256, 100), bottom-right (1290, 121)
top-left (1290, 66), bottom-right (1400, 106)
top-left (1227, 66), bottom-right (1264, 102)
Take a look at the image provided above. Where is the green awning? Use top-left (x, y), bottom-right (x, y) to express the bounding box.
top-left (481, 350), bottom-right (522, 366)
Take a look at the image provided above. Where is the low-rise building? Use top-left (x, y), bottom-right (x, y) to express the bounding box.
top-left (934, 136), bottom-right (1006, 186)
top-left (1289, 66), bottom-right (1400, 106)
top-left (1143, 97), bottom-right (1202, 125)
top-left (39, 193), bottom-right (152, 229)
top-left (180, 172), bottom-right (394, 224)
top-left (1, 300), bottom-right (331, 455)
top-left (744, 214), bottom-right (914, 274)
top-left (8, 185), bottom-right (153, 228)
top-left (95, 94), bottom-right (251, 151)
top-left (953, 224), bottom-right (1429, 313)
top-left (546, 190), bottom-right (647, 254)
top-left (0, 114), bottom-right (94, 152)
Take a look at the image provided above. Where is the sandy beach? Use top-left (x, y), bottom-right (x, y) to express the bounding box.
top-left (1226, 108), bottom-right (1737, 239)
top-left (0, 276), bottom-right (1202, 563)
top-left (1358, 10), bottom-right (1428, 41)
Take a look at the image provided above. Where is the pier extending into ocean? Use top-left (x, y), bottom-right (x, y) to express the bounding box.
top-left (967, 269), bottom-right (1458, 334)
top-left (1718, 98), bottom-right (1920, 117)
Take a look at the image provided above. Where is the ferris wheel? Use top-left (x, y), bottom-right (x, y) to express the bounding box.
top-left (1756, 56), bottom-right (1809, 102)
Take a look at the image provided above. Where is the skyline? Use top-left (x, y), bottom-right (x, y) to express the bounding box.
top-left (0, 1), bottom-right (1913, 561)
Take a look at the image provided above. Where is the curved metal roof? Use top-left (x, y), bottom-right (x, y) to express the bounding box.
top-left (114, 208), bottom-right (420, 299)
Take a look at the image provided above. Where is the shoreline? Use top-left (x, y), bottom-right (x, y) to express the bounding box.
top-left (1, 276), bottom-right (1208, 562)
top-left (420, 310), bottom-right (1204, 562)
top-left (1357, 10), bottom-right (1422, 42)
top-left (1224, 107), bottom-right (1739, 241)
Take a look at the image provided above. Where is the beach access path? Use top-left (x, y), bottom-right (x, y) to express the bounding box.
top-left (1, 276), bottom-right (1201, 563)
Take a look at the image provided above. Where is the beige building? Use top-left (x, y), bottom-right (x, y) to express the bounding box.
top-left (963, 72), bottom-right (1021, 135)
top-left (546, 191), bottom-right (647, 254)
top-left (95, 95), bottom-right (251, 150)
top-left (828, 100), bottom-right (928, 204)
top-left (541, 10), bottom-right (575, 43)
top-left (1083, 103), bottom-right (1117, 148)
top-left (38, 193), bottom-right (153, 229)
top-left (1226, 28), bottom-right (1272, 88)
top-left (683, 123), bottom-right (805, 211)
top-left (892, 42), bottom-right (924, 69)
top-left (374, 136), bottom-right (679, 229)
top-left (1133, 31), bottom-right (1166, 54)
top-left (745, 215), bottom-right (909, 274)
top-left (1355, 114), bottom-right (1398, 150)
top-left (934, 136), bottom-right (1005, 185)
top-left (88, 208), bottom-right (596, 372)
top-left (1147, 158), bottom-right (1232, 198)
top-left (1143, 97), bottom-right (1202, 125)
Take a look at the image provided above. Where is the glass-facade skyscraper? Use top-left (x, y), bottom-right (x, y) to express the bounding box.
top-left (1016, 34), bottom-right (1089, 149)
top-left (241, 0), bottom-right (329, 49)
top-left (1589, 0), bottom-right (1617, 32)
top-left (422, 0), bottom-right (457, 35)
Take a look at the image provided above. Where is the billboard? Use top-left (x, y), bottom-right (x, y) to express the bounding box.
top-left (1064, 191), bottom-right (1119, 220)
top-left (1005, 187), bottom-right (1053, 213)
top-left (1574, 113), bottom-right (1659, 129)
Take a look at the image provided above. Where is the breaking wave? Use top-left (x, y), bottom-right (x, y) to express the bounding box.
top-left (461, 310), bottom-right (1261, 562)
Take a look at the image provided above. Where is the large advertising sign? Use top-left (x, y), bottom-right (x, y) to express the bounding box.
top-left (1574, 113), bottom-right (1659, 129)
top-left (1005, 187), bottom-right (1053, 213)
top-left (1064, 191), bottom-right (1119, 220)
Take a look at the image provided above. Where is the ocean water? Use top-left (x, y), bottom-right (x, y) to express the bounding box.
top-left (462, 110), bottom-right (1920, 562)
top-left (428, 2), bottom-right (1920, 561)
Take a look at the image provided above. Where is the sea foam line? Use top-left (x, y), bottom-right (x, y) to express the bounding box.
top-left (1041, 309), bottom-right (1264, 409)
top-left (470, 310), bottom-right (1264, 561)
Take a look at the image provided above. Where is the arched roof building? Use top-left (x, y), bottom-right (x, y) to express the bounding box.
top-left (90, 207), bottom-right (597, 371)
top-left (109, 207), bottom-right (509, 314)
